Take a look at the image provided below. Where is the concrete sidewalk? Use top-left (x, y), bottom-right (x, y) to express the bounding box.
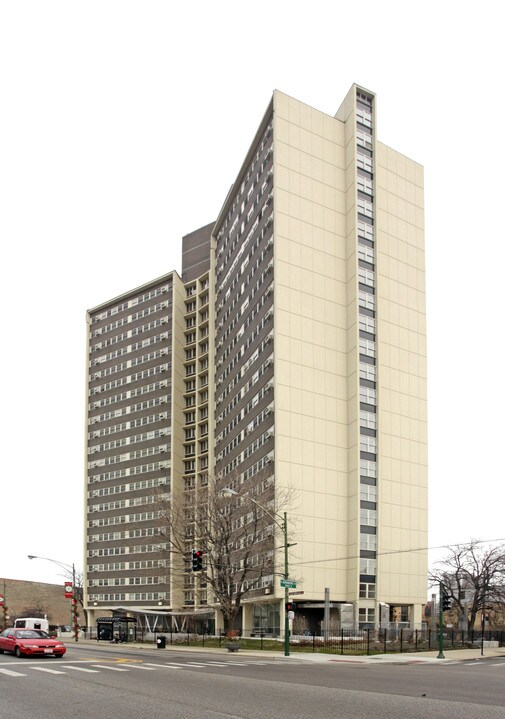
top-left (70, 637), bottom-right (505, 665)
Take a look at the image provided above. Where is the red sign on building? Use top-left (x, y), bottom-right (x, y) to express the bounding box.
top-left (64, 582), bottom-right (73, 599)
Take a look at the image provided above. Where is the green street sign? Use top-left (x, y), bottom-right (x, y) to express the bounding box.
top-left (280, 579), bottom-right (296, 588)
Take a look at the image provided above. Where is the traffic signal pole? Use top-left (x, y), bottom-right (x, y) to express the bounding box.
top-left (437, 582), bottom-right (445, 659)
top-left (283, 512), bottom-right (290, 658)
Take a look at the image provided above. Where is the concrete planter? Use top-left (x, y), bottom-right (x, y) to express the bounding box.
top-left (226, 643), bottom-right (240, 652)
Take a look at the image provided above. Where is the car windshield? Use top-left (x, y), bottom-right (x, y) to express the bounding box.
top-left (16, 630), bottom-right (49, 639)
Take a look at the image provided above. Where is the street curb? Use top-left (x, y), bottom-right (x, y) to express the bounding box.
top-left (70, 639), bottom-right (505, 665)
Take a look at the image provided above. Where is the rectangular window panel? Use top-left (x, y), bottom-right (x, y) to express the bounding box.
top-left (359, 290), bottom-right (375, 311)
top-left (357, 221), bottom-right (374, 242)
top-left (359, 558), bottom-right (377, 576)
top-left (357, 153), bottom-right (373, 173)
top-left (358, 267), bottom-right (374, 287)
top-left (359, 386), bottom-right (376, 405)
top-left (360, 508), bottom-right (377, 526)
top-left (359, 362), bottom-right (376, 381)
top-left (360, 533), bottom-right (377, 551)
top-left (358, 243), bottom-right (375, 264)
top-left (360, 436), bottom-right (377, 454)
top-left (359, 339), bottom-right (376, 359)
top-left (359, 582), bottom-right (376, 599)
top-left (359, 315), bottom-right (376, 334)
top-left (360, 410), bottom-right (376, 429)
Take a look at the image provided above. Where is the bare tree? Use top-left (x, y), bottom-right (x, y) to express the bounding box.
top-left (155, 474), bottom-right (291, 632)
top-left (429, 540), bottom-right (505, 631)
top-left (20, 597), bottom-right (50, 621)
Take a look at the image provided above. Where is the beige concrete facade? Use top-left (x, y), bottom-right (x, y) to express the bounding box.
top-left (268, 86), bottom-right (427, 627)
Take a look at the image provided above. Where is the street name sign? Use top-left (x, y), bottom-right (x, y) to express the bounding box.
top-left (280, 579), bottom-right (297, 588)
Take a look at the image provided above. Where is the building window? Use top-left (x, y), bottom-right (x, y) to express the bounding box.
top-left (357, 197), bottom-right (373, 218)
top-left (359, 290), bottom-right (375, 311)
top-left (358, 607), bottom-right (375, 625)
top-left (357, 153), bottom-right (373, 173)
top-left (359, 361), bottom-right (376, 381)
top-left (357, 175), bottom-right (373, 195)
top-left (360, 532), bottom-right (377, 551)
top-left (359, 582), bottom-right (376, 599)
top-left (357, 221), bottom-right (374, 242)
top-left (359, 558), bottom-right (377, 575)
top-left (360, 508), bottom-right (377, 527)
top-left (360, 459), bottom-right (377, 478)
top-left (356, 129), bottom-right (373, 150)
top-left (359, 386), bottom-right (376, 405)
top-left (356, 108), bottom-right (372, 128)
top-left (360, 410), bottom-right (376, 430)
top-left (184, 444), bottom-right (195, 457)
top-left (360, 436), bottom-right (377, 454)
top-left (359, 315), bottom-right (375, 335)
top-left (358, 267), bottom-right (374, 287)
top-left (359, 338), bottom-right (376, 359)
top-left (358, 244), bottom-right (375, 264)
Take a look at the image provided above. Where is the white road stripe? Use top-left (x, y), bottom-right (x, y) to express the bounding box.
top-left (61, 665), bottom-right (100, 673)
top-left (184, 663), bottom-right (207, 667)
top-left (91, 665), bottom-right (129, 672)
top-left (0, 668), bottom-right (26, 677)
top-left (490, 662), bottom-right (505, 666)
top-left (204, 662), bottom-right (229, 666)
top-left (31, 667), bottom-right (66, 675)
top-left (120, 664), bottom-right (157, 671)
top-left (144, 663), bottom-right (182, 670)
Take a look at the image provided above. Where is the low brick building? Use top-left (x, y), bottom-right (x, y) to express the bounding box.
top-left (1, 578), bottom-right (74, 629)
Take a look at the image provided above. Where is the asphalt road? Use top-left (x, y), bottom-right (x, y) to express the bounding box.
top-left (1, 644), bottom-right (505, 719)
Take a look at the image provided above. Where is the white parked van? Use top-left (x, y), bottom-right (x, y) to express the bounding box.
top-left (14, 618), bottom-right (49, 633)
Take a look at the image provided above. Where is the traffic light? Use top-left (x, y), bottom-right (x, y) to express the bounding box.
top-left (442, 591), bottom-right (451, 611)
top-left (285, 602), bottom-right (296, 612)
top-left (192, 549), bottom-right (203, 572)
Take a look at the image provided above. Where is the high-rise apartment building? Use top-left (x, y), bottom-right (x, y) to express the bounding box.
top-left (84, 84), bottom-right (427, 633)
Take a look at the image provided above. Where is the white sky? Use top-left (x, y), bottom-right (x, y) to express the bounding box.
top-left (1, 1), bottom-right (503, 590)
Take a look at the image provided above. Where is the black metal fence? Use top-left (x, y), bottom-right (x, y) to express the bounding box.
top-left (83, 626), bottom-right (505, 654)
top-left (291, 628), bottom-right (505, 655)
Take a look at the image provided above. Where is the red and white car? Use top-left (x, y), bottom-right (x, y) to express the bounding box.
top-left (0, 628), bottom-right (66, 658)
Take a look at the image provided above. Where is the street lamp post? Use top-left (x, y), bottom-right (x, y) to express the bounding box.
top-left (28, 555), bottom-right (78, 642)
top-left (222, 488), bottom-right (291, 657)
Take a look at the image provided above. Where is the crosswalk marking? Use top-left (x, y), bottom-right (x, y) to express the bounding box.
top-left (0, 658), bottom-right (304, 680)
top-left (0, 667), bottom-right (26, 677)
top-left (31, 667), bottom-right (66, 675)
top-left (245, 661), bottom-right (268, 665)
top-left (490, 662), bottom-right (505, 666)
